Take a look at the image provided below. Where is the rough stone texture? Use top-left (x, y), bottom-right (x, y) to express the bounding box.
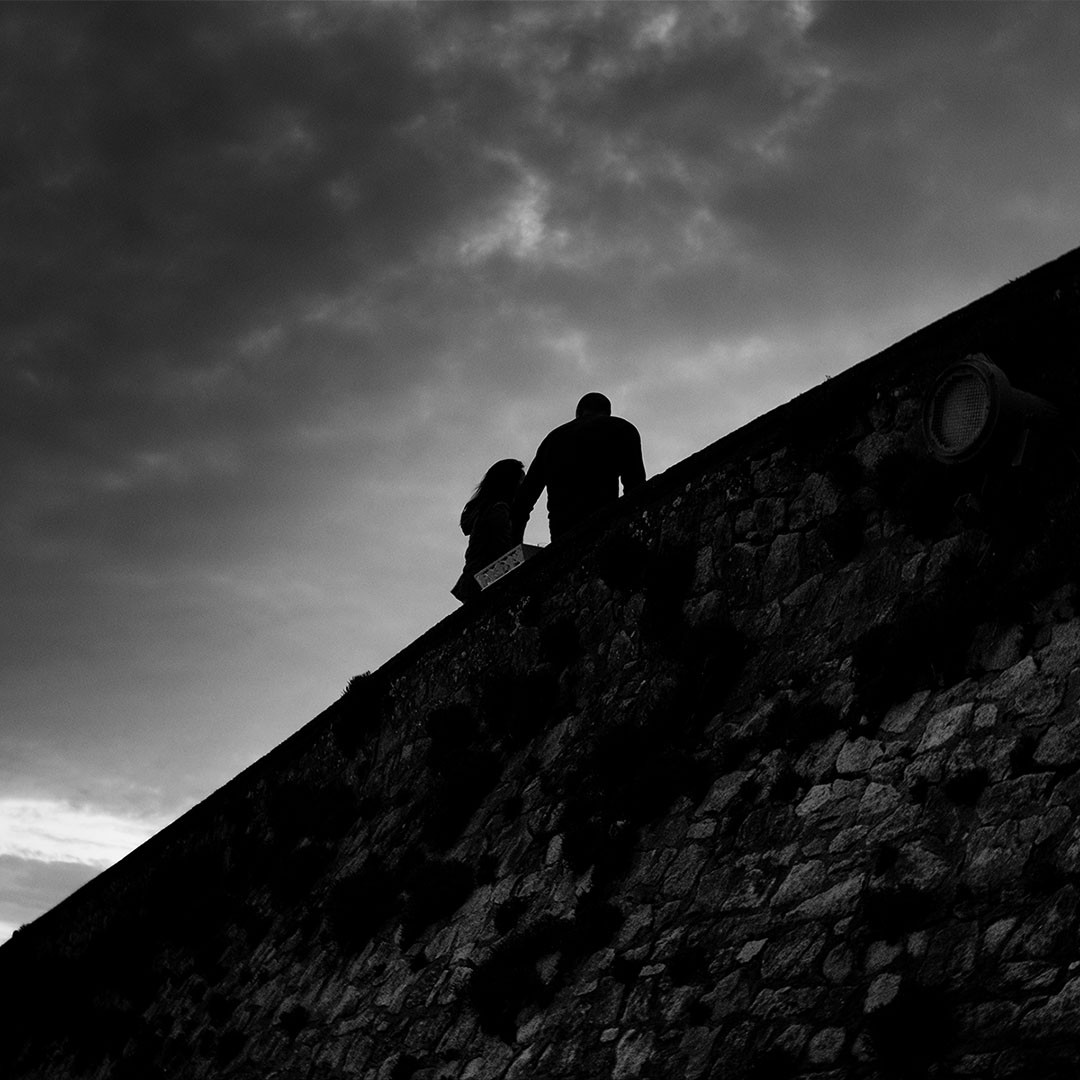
top-left (7, 250), bottom-right (1080, 1078)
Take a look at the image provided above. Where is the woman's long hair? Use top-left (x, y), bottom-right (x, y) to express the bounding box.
top-left (461, 458), bottom-right (524, 532)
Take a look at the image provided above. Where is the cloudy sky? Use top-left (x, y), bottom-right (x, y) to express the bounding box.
top-left (3, 0), bottom-right (1080, 941)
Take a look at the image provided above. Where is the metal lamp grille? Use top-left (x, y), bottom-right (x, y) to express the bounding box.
top-left (929, 372), bottom-right (991, 453)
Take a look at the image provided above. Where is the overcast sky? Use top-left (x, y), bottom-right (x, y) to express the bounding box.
top-left (3, 0), bottom-right (1080, 941)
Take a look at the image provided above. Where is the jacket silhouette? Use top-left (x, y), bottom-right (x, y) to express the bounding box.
top-left (513, 393), bottom-right (645, 542)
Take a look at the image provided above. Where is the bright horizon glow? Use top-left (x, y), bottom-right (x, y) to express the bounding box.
top-left (0, 798), bottom-right (169, 868)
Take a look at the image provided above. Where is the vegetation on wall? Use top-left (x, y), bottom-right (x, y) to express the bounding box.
top-left (467, 897), bottom-right (624, 1042)
top-left (332, 670), bottom-right (390, 756)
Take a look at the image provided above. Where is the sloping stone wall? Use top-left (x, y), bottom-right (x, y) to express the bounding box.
top-left (5, 249), bottom-right (1080, 1079)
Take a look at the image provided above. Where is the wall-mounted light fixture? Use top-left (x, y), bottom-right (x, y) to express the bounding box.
top-left (922, 354), bottom-right (1059, 466)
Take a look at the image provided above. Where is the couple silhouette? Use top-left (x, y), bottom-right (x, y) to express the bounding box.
top-left (452, 393), bottom-right (646, 603)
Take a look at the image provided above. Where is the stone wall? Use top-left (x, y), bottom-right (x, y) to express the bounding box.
top-left (5, 249), bottom-right (1080, 1079)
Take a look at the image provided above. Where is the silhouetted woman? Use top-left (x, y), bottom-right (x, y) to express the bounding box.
top-left (451, 458), bottom-right (525, 603)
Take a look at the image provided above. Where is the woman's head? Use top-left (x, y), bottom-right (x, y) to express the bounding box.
top-left (461, 458), bottom-right (524, 532)
top-left (474, 458), bottom-right (524, 502)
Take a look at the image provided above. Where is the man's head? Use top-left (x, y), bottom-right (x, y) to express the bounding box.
top-left (575, 392), bottom-right (612, 419)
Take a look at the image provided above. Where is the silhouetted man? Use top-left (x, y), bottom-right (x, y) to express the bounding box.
top-left (513, 392), bottom-right (646, 542)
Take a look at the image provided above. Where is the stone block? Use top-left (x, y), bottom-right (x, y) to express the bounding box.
top-left (983, 918), bottom-right (1017, 955)
top-left (505, 1045), bottom-right (540, 1080)
top-left (695, 771), bottom-right (752, 817)
top-left (763, 533), bottom-right (802, 600)
top-left (1035, 720), bottom-right (1080, 767)
top-left (807, 1026), bottom-right (847, 1065)
top-left (678, 1026), bottom-right (719, 1080)
top-left (795, 780), bottom-right (865, 825)
top-left (663, 845), bottom-right (709, 898)
top-left (854, 431), bottom-right (903, 473)
top-left (693, 546), bottom-right (716, 593)
top-left (987, 656), bottom-right (1061, 718)
top-left (1002, 962), bottom-right (1059, 991)
top-left (963, 826), bottom-right (1028, 892)
top-left (970, 622), bottom-right (1026, 673)
top-left (829, 824), bottom-right (869, 854)
top-left (865, 940), bottom-right (902, 972)
top-left (1040, 619), bottom-right (1080, 680)
top-left (687, 819), bottom-right (716, 840)
top-left (917, 703), bottom-right (974, 753)
top-left (774, 1022), bottom-right (811, 1058)
top-left (616, 905), bottom-right (653, 949)
top-left (1003, 887), bottom-right (1079, 960)
top-left (881, 690), bottom-right (931, 734)
top-left (796, 729), bottom-right (847, 785)
top-left (752, 497), bottom-right (787, 538)
top-left (836, 737), bottom-right (885, 776)
top-left (707, 969), bottom-right (750, 1020)
top-left (750, 986), bottom-right (824, 1020)
top-left (791, 874), bottom-right (863, 921)
top-left (822, 942), bottom-right (853, 983)
top-left (789, 473), bottom-right (841, 529)
top-left (736, 939), bottom-right (767, 963)
top-left (613, 1029), bottom-right (655, 1079)
top-left (461, 1046), bottom-right (515, 1080)
top-left (861, 776), bottom-right (903, 813)
top-left (784, 571), bottom-right (823, 609)
top-left (772, 860), bottom-right (827, 907)
top-left (720, 543), bottom-right (760, 606)
top-left (864, 972), bottom-right (901, 1013)
top-left (760, 924), bottom-right (828, 982)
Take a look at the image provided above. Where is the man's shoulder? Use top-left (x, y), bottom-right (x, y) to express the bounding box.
top-left (537, 414), bottom-right (639, 454)
top-left (607, 414), bottom-right (639, 433)
top-left (537, 417), bottom-right (581, 450)
top-left (600, 414), bottom-right (641, 443)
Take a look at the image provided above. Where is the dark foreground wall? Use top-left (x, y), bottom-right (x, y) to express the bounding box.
top-left (6, 250), bottom-right (1080, 1079)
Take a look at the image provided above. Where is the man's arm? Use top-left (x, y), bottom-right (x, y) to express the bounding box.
top-left (512, 455), bottom-right (546, 542)
top-left (619, 423), bottom-right (646, 493)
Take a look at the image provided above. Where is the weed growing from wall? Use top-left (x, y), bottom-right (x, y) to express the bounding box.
top-left (329, 851), bottom-right (484, 953)
top-left (943, 768), bottom-right (990, 807)
top-left (420, 749), bottom-right (502, 850)
top-left (860, 883), bottom-right (943, 943)
top-left (686, 619), bottom-right (754, 725)
top-left (492, 896), bottom-right (529, 936)
top-left (332, 671), bottom-right (389, 756)
top-left (538, 615), bottom-right (581, 669)
top-left (821, 450), bottom-right (865, 494)
top-left (266, 776), bottom-right (359, 847)
top-left (267, 841), bottom-right (336, 904)
top-left (819, 504), bottom-right (866, 563)
top-left (327, 857), bottom-right (404, 952)
top-left (1024, 836), bottom-right (1070, 895)
top-left (875, 449), bottom-right (972, 540)
top-left (279, 1004), bottom-right (309, 1040)
top-left (594, 529), bottom-right (650, 593)
top-left (400, 859), bottom-right (477, 947)
top-left (759, 697), bottom-right (849, 758)
top-left (558, 711), bottom-right (709, 882)
top-left (390, 1053), bottom-right (423, 1080)
top-left (479, 667), bottom-right (561, 747)
top-left (865, 983), bottom-right (955, 1075)
top-left (640, 543), bottom-right (697, 649)
top-left (468, 897), bottom-right (624, 1042)
top-left (417, 700), bottom-right (505, 849)
top-left (666, 944), bottom-right (712, 986)
top-left (216, 1029), bottom-right (246, 1065)
top-left (852, 564), bottom-right (983, 719)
